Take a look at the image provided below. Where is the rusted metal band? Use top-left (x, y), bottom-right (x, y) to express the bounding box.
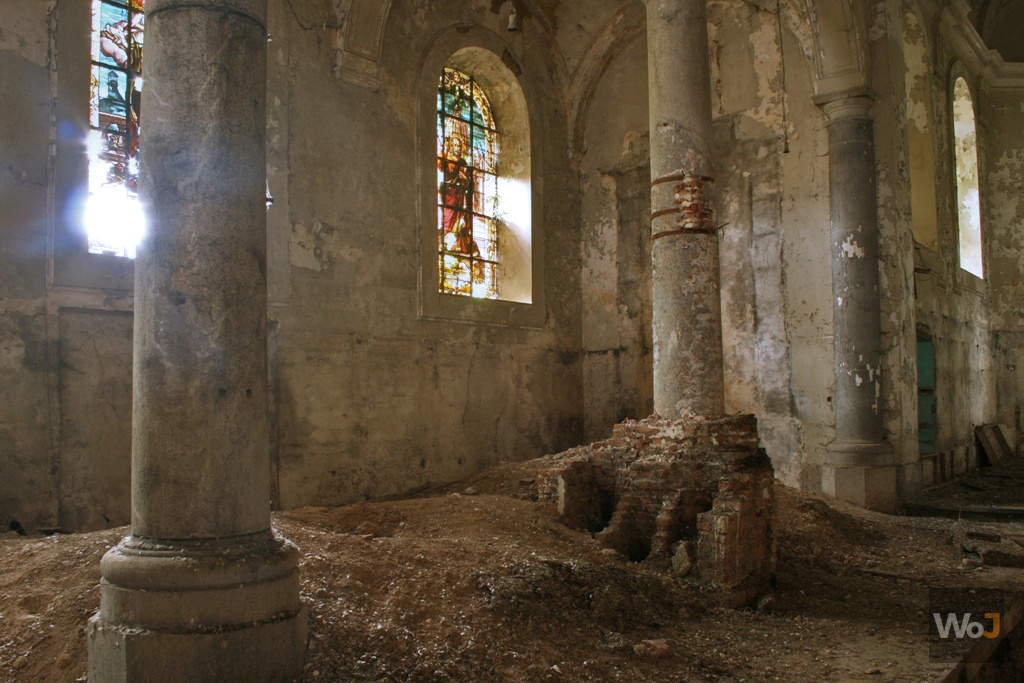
top-left (650, 208), bottom-right (680, 221)
top-left (652, 228), bottom-right (716, 240)
top-left (651, 173), bottom-right (714, 187)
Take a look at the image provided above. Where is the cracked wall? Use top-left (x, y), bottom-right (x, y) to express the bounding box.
top-left (892, 3), bottom-right (1005, 487)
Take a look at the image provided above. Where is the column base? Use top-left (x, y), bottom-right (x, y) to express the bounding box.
top-left (822, 463), bottom-right (898, 513)
top-left (88, 609), bottom-right (306, 683)
top-left (823, 440), bottom-right (898, 513)
top-left (88, 531), bottom-right (306, 682)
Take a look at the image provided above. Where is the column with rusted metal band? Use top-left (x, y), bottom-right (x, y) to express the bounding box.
top-left (644, 0), bottom-right (725, 418)
top-left (817, 93), bottom-right (897, 513)
top-left (87, 1), bottom-right (306, 679)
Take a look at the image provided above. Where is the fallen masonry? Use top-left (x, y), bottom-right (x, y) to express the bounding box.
top-left (535, 414), bottom-right (775, 607)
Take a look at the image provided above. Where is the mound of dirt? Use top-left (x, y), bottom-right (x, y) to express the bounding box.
top-left (1, 477), bottom-right (1023, 682)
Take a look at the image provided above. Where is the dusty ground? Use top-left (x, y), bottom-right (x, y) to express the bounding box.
top-left (909, 459), bottom-right (1024, 510)
top-left (1, 459), bottom-right (1023, 682)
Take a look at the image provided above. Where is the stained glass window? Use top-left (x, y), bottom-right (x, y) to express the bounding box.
top-left (437, 68), bottom-right (499, 299)
top-left (87, 0), bottom-right (145, 258)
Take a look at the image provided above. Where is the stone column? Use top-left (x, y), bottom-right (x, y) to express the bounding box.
top-left (817, 93), bottom-right (898, 513)
top-left (87, 1), bottom-right (306, 680)
top-left (644, 0), bottom-right (725, 419)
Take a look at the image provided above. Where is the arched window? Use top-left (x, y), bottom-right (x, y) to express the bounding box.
top-left (419, 43), bottom-right (537, 324)
top-left (952, 76), bottom-right (983, 278)
top-left (85, 0), bottom-right (145, 259)
top-left (437, 68), bottom-right (499, 299)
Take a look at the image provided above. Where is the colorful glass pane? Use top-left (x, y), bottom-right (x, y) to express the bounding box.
top-left (437, 68), bottom-right (499, 299)
top-left (87, 0), bottom-right (145, 258)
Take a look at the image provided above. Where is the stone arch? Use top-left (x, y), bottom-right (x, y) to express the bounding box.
top-left (568, 1), bottom-right (647, 152)
top-left (976, 0), bottom-right (1024, 62)
top-left (568, 0), bottom-right (852, 150)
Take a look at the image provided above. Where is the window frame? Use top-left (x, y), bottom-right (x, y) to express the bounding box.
top-left (416, 29), bottom-right (544, 327)
top-left (948, 66), bottom-right (986, 291)
top-left (50, 0), bottom-right (135, 292)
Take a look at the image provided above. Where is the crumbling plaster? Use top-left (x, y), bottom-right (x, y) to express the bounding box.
top-left (578, 0), bottom-right (833, 490)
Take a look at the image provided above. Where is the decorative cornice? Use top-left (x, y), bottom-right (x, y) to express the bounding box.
top-left (813, 89), bottom-right (874, 122)
top-left (941, 0), bottom-right (1024, 89)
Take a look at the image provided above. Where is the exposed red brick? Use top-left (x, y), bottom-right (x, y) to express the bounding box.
top-left (535, 414), bottom-right (775, 607)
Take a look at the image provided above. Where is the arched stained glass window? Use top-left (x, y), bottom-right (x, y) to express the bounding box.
top-left (87, 0), bottom-right (145, 258)
top-left (437, 68), bottom-right (499, 299)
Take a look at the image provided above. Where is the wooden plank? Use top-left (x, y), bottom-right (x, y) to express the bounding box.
top-left (976, 425), bottom-right (1001, 465)
top-left (993, 424), bottom-right (1015, 459)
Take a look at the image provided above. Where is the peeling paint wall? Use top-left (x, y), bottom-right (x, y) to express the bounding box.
top-left (576, 0), bottom-right (1017, 498)
top-left (891, 0), bottom-right (1006, 488)
top-left (578, 0), bottom-right (824, 490)
top-left (982, 85), bottom-right (1024, 457)
top-left (873, 0), bottom-right (919, 487)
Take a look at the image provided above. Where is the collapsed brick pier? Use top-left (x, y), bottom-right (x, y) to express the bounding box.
top-left (536, 414), bottom-right (775, 607)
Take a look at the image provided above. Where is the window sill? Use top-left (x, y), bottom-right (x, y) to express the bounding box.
top-left (419, 290), bottom-right (544, 328)
top-left (954, 267), bottom-right (986, 299)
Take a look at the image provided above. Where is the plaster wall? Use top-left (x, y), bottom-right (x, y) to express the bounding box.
top-left (265, 0), bottom-right (584, 508)
top-left (982, 85), bottom-right (1024, 456)
top-left (579, 33), bottom-right (653, 442)
top-left (0, 0), bottom-right (59, 532)
top-left (890, 0), bottom-right (1004, 487)
top-left (0, 0), bottom-right (585, 530)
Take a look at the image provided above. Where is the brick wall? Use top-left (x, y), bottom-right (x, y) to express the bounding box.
top-left (536, 414), bottom-right (775, 607)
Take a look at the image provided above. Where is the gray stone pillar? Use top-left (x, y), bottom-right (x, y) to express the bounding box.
top-left (644, 0), bottom-right (725, 418)
top-left (817, 94), bottom-right (898, 513)
top-left (87, 1), bottom-right (306, 680)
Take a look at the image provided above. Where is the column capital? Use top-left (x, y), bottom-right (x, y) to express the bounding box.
top-left (813, 89), bottom-right (874, 124)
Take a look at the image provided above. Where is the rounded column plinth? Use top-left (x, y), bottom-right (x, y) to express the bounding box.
top-left (88, 532), bottom-right (306, 682)
top-left (825, 436), bottom-right (897, 514)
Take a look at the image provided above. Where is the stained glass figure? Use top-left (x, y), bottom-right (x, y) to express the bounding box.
top-left (87, 0), bottom-right (145, 258)
top-left (438, 68), bottom-right (499, 299)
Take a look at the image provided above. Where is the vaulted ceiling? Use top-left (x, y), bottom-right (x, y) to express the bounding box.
top-left (967, 0), bottom-right (1024, 62)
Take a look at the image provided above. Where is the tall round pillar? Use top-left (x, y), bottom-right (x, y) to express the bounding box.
top-left (87, 1), bottom-right (306, 679)
top-left (644, 0), bottom-right (725, 418)
top-left (818, 94), bottom-right (898, 512)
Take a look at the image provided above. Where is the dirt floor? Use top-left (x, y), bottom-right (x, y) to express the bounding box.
top-left (2, 457), bottom-right (1023, 682)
